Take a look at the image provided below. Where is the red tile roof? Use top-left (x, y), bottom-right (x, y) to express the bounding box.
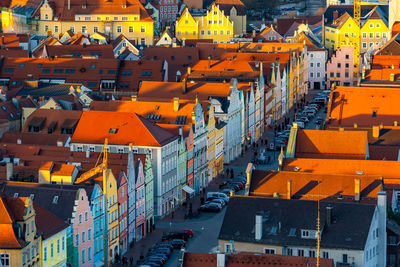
top-left (45, 44), bottom-right (115, 59)
top-left (33, 202), bottom-right (69, 240)
top-left (295, 129), bottom-right (368, 159)
top-left (183, 252), bottom-right (333, 267)
top-left (250, 170), bottom-right (380, 203)
top-left (71, 110), bottom-right (178, 146)
top-left (0, 224), bottom-right (23, 248)
top-left (326, 86), bottom-right (400, 128)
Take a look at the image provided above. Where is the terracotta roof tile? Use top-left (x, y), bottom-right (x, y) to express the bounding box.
top-left (45, 44), bottom-right (115, 59)
top-left (250, 170), bottom-right (380, 203)
top-left (295, 129), bottom-right (368, 159)
top-left (71, 110), bottom-right (178, 146)
top-left (33, 202), bottom-right (69, 240)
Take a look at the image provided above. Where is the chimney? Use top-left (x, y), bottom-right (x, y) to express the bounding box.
top-left (255, 212), bottom-right (263, 240)
top-left (362, 66), bottom-right (365, 79)
top-left (287, 180), bottom-right (292, 199)
top-left (372, 125), bottom-right (380, 138)
top-left (6, 162), bottom-right (13, 180)
top-left (354, 179), bottom-right (361, 201)
top-left (173, 97), bottom-right (180, 112)
top-left (182, 78), bottom-right (187, 94)
top-left (326, 206), bottom-right (332, 225)
top-left (217, 254), bottom-right (225, 267)
top-left (333, 10), bottom-right (339, 21)
top-left (86, 149), bottom-right (90, 158)
top-left (208, 56), bottom-right (211, 69)
top-left (390, 73), bottom-right (395, 82)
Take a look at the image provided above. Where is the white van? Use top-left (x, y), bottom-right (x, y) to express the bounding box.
top-left (207, 192), bottom-right (229, 201)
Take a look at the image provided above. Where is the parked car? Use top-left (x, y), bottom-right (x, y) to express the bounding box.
top-left (205, 198), bottom-right (226, 206)
top-left (221, 188), bottom-right (234, 197)
top-left (181, 228), bottom-right (194, 238)
top-left (146, 256), bottom-right (165, 265)
top-left (170, 239), bottom-right (186, 249)
top-left (274, 140), bottom-right (286, 150)
top-left (161, 231), bottom-right (189, 241)
top-left (148, 253), bottom-right (168, 261)
top-left (158, 242), bottom-right (174, 250)
top-left (200, 203), bottom-right (222, 212)
top-left (230, 182), bottom-right (244, 190)
top-left (207, 192), bottom-right (229, 200)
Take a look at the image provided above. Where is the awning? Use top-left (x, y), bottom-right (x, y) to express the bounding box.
top-left (182, 185), bottom-right (195, 194)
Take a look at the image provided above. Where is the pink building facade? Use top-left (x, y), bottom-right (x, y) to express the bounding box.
top-left (326, 45), bottom-right (354, 88)
top-left (185, 127), bottom-right (195, 189)
top-left (117, 172), bottom-right (129, 256)
top-left (135, 156), bottom-right (146, 241)
top-left (72, 188), bottom-right (94, 267)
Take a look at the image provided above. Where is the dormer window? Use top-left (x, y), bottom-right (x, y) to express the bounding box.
top-left (13, 193), bottom-right (18, 198)
top-left (372, 110), bottom-right (377, 118)
top-left (45, 14), bottom-right (48, 20)
top-left (52, 196), bottom-right (58, 204)
top-left (109, 128), bottom-right (118, 134)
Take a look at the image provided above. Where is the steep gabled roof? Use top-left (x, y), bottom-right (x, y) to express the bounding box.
top-left (71, 110), bottom-right (178, 146)
top-left (33, 202), bottom-right (69, 240)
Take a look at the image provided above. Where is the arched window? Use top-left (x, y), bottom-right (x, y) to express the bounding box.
top-left (45, 14), bottom-right (48, 20)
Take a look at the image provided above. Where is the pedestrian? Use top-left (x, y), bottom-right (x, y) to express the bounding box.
top-left (265, 139), bottom-right (268, 146)
top-left (130, 256), bottom-right (133, 266)
top-left (231, 170), bottom-right (234, 178)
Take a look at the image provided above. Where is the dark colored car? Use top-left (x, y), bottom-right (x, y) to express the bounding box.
top-left (207, 196), bottom-right (228, 205)
top-left (162, 231), bottom-right (189, 241)
top-left (170, 239), bottom-right (186, 249)
top-left (146, 256), bottom-right (165, 265)
top-left (181, 228), bottom-right (194, 238)
top-left (158, 242), bottom-right (174, 250)
top-left (148, 253), bottom-right (168, 261)
top-left (200, 203), bottom-right (222, 212)
top-left (230, 182), bottom-right (244, 190)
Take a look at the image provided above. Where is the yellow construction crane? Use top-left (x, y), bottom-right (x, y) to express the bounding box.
top-left (353, 0), bottom-right (361, 84)
top-left (74, 138), bottom-right (109, 267)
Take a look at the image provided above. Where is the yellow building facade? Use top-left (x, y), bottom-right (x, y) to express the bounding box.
top-left (2, 0), bottom-right (154, 45)
top-left (104, 169), bottom-right (120, 263)
top-left (176, 5), bottom-right (234, 43)
top-left (0, 197), bottom-right (41, 267)
top-left (41, 228), bottom-right (67, 267)
top-left (207, 107), bottom-right (216, 183)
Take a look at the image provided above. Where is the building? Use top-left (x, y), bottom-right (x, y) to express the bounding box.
top-left (157, 0), bottom-right (180, 23)
top-left (212, 0), bottom-right (246, 35)
top-left (182, 252), bottom-right (333, 267)
top-left (117, 171), bottom-right (128, 255)
top-left (2, 0), bottom-right (155, 45)
top-left (0, 196), bottom-right (41, 267)
top-left (134, 156), bottom-right (146, 241)
top-left (70, 111), bottom-right (179, 217)
top-left (1, 182), bottom-right (94, 267)
top-left (326, 44), bottom-right (354, 87)
top-left (34, 203), bottom-right (69, 267)
top-left (254, 25), bottom-right (283, 42)
top-left (219, 196), bottom-right (386, 267)
top-left (175, 5), bottom-right (234, 43)
top-left (143, 153), bottom-right (155, 233)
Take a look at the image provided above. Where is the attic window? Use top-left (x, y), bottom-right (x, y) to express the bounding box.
top-left (109, 128), bottom-right (118, 134)
top-left (270, 227), bottom-right (277, 235)
top-left (372, 110), bottom-right (377, 118)
top-left (13, 193), bottom-right (18, 198)
top-left (37, 64), bottom-right (42, 68)
top-left (1, 106), bottom-right (6, 111)
top-left (90, 64), bottom-right (96, 69)
top-left (289, 228), bottom-right (296, 236)
top-left (53, 196), bottom-right (58, 204)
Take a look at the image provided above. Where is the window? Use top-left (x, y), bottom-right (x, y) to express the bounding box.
top-left (51, 243), bottom-right (54, 258)
top-left (75, 233), bottom-right (79, 246)
top-left (298, 249), bottom-right (304, 256)
top-left (62, 236), bottom-right (65, 251)
top-left (337, 63), bottom-right (341, 68)
top-left (317, 72), bottom-right (321, 78)
top-left (345, 63), bottom-right (350, 68)
top-left (141, 26), bottom-right (145, 32)
top-left (201, 30), bottom-right (205, 35)
top-left (301, 230), bottom-right (309, 238)
top-left (345, 54), bottom-right (349, 59)
top-left (57, 238), bottom-right (60, 254)
top-left (383, 32), bottom-right (387, 38)
top-left (4, 68), bottom-right (13, 73)
top-left (362, 32), bottom-right (367, 38)
top-left (227, 30), bottom-right (231, 35)
top-left (224, 243), bottom-right (233, 253)
top-left (114, 17), bottom-right (118, 20)
top-left (82, 249), bottom-right (86, 264)
top-left (310, 72), bottom-right (314, 78)
top-left (369, 32), bottom-right (373, 38)
top-left (369, 42), bottom-right (373, 47)
top-left (345, 72), bottom-right (349, 78)
top-left (317, 62), bottom-right (320, 67)
top-left (263, 248), bottom-right (275, 254)
top-left (309, 250), bottom-right (316, 257)
top-left (88, 229), bottom-right (92, 240)
top-left (65, 68), bottom-right (75, 74)
top-left (336, 72), bottom-right (340, 78)
top-left (88, 246), bottom-right (92, 261)
top-left (70, 26), bottom-right (75, 32)
top-left (310, 63), bottom-right (314, 67)
top-left (45, 14), bottom-right (48, 20)
top-left (44, 247), bottom-right (47, 261)
top-left (82, 231), bottom-right (86, 243)
top-left (372, 110), bottom-right (377, 117)
top-left (85, 211), bottom-right (88, 221)
top-left (141, 38), bottom-right (145, 45)
top-left (54, 68), bottom-right (63, 74)
top-left (79, 214), bottom-right (82, 224)
top-left (129, 26), bottom-right (133, 32)
top-left (27, 248), bottom-right (30, 262)
top-left (330, 72), bottom-right (334, 78)
top-left (287, 248), bottom-right (293, 255)
top-left (376, 32), bottom-right (380, 38)
top-left (117, 26), bottom-right (122, 33)
top-left (322, 251), bottom-right (329, 258)
top-left (82, 26), bottom-right (87, 33)
top-left (344, 32), bottom-right (349, 38)
top-left (369, 23), bottom-right (374, 28)
top-left (342, 254), bottom-right (348, 263)
top-left (54, 26), bottom-right (58, 33)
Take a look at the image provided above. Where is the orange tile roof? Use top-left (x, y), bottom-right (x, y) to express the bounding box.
top-left (183, 252), bottom-right (333, 267)
top-left (0, 224), bottom-right (23, 248)
top-left (295, 129), bottom-right (368, 159)
top-left (138, 81), bottom-right (231, 101)
top-left (250, 170), bottom-right (381, 202)
top-left (45, 44), bottom-right (115, 59)
top-left (326, 86), bottom-right (400, 127)
top-left (0, 196), bottom-right (13, 224)
top-left (71, 111), bottom-right (177, 146)
top-left (282, 158), bottom-right (400, 183)
top-left (90, 100), bottom-right (196, 125)
top-left (191, 59), bottom-right (254, 72)
top-left (51, 163), bottom-right (76, 176)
